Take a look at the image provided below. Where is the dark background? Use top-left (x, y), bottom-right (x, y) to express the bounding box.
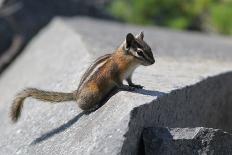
top-left (0, 0), bottom-right (231, 74)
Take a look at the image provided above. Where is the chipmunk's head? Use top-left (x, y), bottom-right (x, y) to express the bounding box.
top-left (123, 32), bottom-right (155, 66)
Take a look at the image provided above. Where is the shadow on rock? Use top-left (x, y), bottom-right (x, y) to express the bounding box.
top-left (141, 127), bottom-right (232, 154)
top-left (31, 87), bottom-right (119, 145)
top-left (132, 88), bottom-right (166, 97)
top-left (30, 86), bottom-right (164, 145)
top-left (31, 111), bottom-right (86, 145)
top-left (121, 71), bottom-right (232, 154)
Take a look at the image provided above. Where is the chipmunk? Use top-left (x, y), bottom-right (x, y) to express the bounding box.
top-left (10, 32), bottom-right (155, 122)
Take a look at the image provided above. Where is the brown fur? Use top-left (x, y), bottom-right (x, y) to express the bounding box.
top-left (10, 88), bottom-right (74, 122)
top-left (10, 32), bottom-right (155, 122)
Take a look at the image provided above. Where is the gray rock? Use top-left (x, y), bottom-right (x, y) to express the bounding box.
top-left (67, 17), bottom-right (232, 62)
top-left (0, 18), bottom-right (231, 155)
top-left (121, 71), bottom-right (232, 154)
top-left (143, 127), bottom-right (232, 155)
top-left (0, 18), bottom-right (14, 53)
top-left (0, 0), bottom-right (113, 73)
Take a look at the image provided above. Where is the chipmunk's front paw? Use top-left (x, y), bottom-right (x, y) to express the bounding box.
top-left (118, 85), bottom-right (136, 91)
top-left (129, 84), bottom-right (144, 89)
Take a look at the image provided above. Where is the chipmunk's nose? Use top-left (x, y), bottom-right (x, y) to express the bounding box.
top-left (147, 50), bottom-right (155, 64)
top-left (152, 58), bottom-right (155, 64)
top-left (150, 58), bottom-right (155, 64)
top-left (147, 58), bottom-right (155, 65)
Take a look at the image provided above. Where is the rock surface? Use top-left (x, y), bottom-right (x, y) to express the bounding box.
top-left (0, 0), bottom-right (113, 73)
top-left (143, 127), bottom-right (232, 155)
top-left (0, 17), bottom-right (231, 154)
top-left (121, 70), bottom-right (232, 154)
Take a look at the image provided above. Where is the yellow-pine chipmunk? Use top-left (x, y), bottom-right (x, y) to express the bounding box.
top-left (10, 32), bottom-right (155, 122)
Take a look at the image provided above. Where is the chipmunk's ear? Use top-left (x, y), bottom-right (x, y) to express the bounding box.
top-left (126, 33), bottom-right (135, 48)
top-left (136, 31), bottom-right (144, 40)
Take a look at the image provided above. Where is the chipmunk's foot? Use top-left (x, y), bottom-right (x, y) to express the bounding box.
top-left (118, 85), bottom-right (136, 91)
top-left (128, 83), bottom-right (144, 89)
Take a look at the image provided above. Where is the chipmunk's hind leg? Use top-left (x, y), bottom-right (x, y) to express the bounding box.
top-left (75, 86), bottom-right (118, 113)
top-left (86, 87), bottom-right (119, 113)
top-left (76, 91), bottom-right (101, 111)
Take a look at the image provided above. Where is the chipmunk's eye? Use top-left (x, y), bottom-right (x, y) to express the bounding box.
top-left (137, 51), bottom-right (144, 57)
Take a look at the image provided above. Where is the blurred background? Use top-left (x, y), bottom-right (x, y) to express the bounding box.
top-left (0, 0), bottom-right (231, 75)
top-left (109, 0), bottom-right (232, 35)
top-left (0, 1), bottom-right (232, 154)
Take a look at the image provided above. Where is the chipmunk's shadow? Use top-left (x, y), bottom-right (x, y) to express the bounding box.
top-left (31, 87), bottom-right (164, 145)
top-left (30, 111), bottom-right (85, 145)
top-left (30, 88), bottom-right (119, 145)
top-left (125, 88), bottom-right (165, 97)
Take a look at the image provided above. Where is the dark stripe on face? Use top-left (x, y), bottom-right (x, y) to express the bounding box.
top-left (133, 38), bottom-right (154, 64)
top-left (137, 50), bottom-right (152, 63)
top-left (146, 50), bottom-right (154, 61)
top-left (138, 51), bottom-right (147, 60)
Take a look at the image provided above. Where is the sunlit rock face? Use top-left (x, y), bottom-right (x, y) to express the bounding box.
top-left (0, 18), bottom-right (231, 154)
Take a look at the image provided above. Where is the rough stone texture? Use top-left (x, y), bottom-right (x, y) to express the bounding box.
top-left (67, 17), bottom-right (232, 62)
top-left (0, 0), bottom-right (113, 73)
top-left (121, 71), bottom-right (232, 154)
top-left (142, 127), bottom-right (232, 155)
top-left (0, 18), bottom-right (231, 154)
top-left (0, 18), bottom-right (14, 53)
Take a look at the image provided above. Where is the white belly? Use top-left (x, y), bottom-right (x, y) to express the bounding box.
top-left (121, 64), bottom-right (139, 80)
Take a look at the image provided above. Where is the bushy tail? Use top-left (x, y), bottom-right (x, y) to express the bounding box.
top-left (10, 88), bottom-right (75, 122)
